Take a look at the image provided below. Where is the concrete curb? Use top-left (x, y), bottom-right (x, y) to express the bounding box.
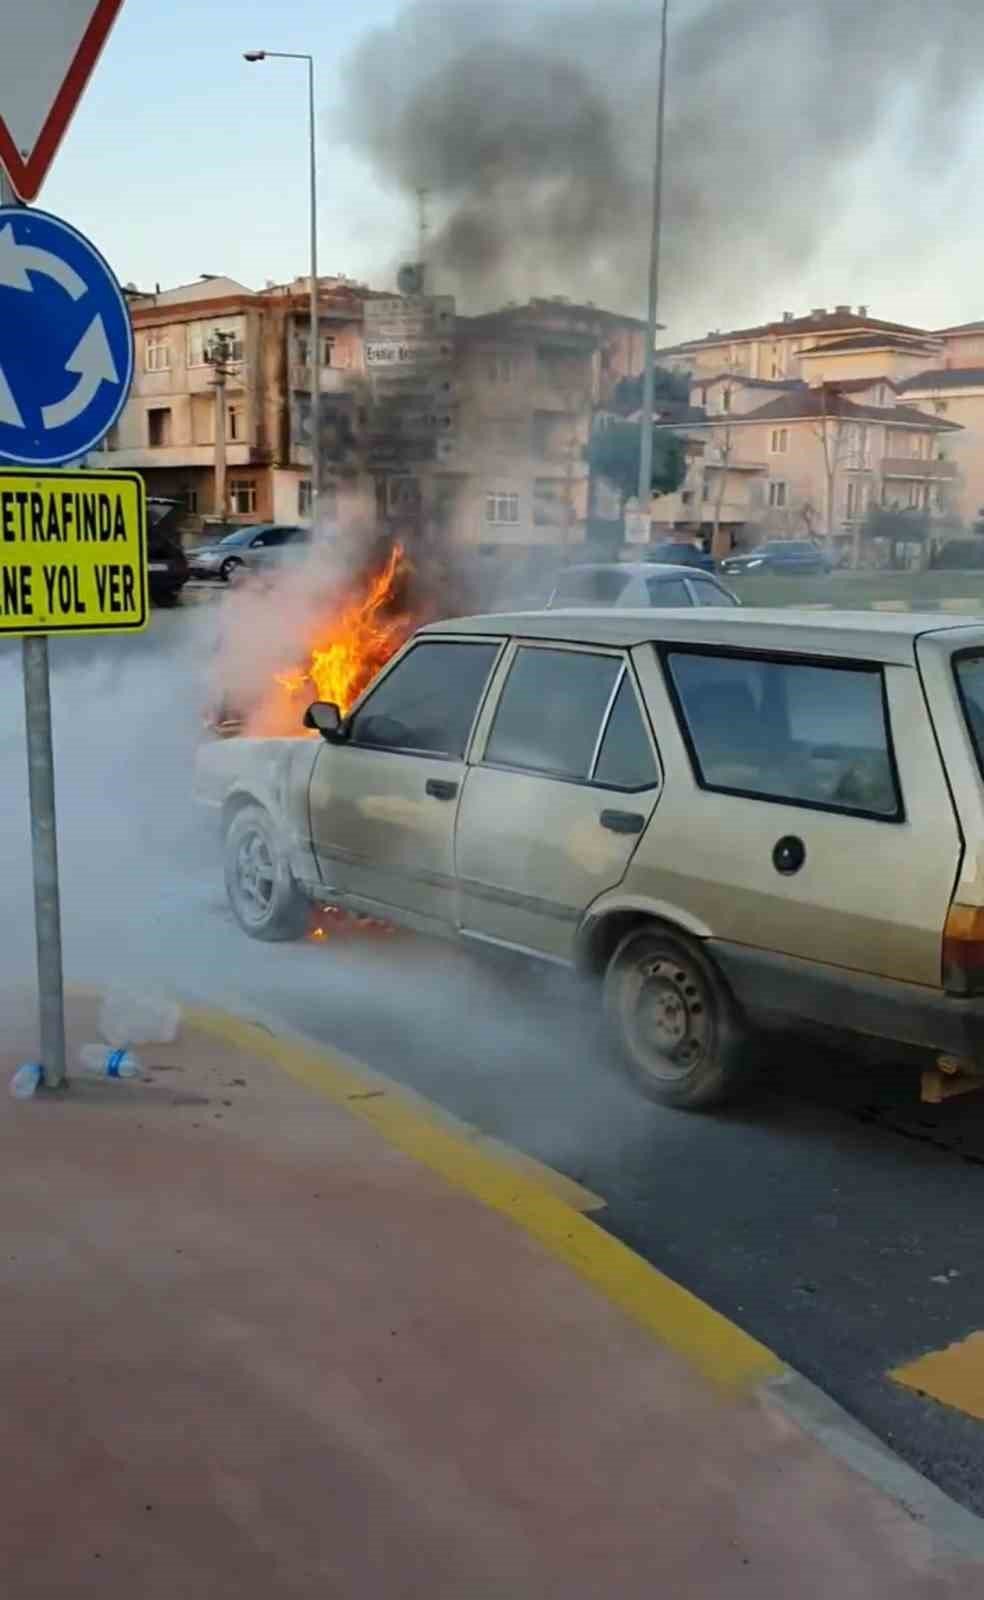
top-left (182, 995), bottom-right (984, 1565)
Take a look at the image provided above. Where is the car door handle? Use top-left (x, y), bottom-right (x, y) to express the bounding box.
top-left (425, 778), bottom-right (459, 801)
top-left (600, 809), bottom-right (645, 835)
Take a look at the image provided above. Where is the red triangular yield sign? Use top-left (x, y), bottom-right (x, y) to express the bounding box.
top-left (0, 0), bottom-right (127, 202)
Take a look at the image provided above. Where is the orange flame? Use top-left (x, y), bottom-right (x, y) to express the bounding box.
top-left (246, 543), bottom-right (415, 737)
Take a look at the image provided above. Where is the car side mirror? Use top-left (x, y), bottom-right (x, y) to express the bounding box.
top-left (303, 701), bottom-right (344, 740)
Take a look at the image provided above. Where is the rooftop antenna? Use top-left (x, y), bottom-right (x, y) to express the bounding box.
top-left (416, 187), bottom-right (429, 291)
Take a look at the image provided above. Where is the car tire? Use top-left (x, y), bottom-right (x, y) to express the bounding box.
top-left (224, 804), bottom-right (311, 941)
top-left (604, 925), bottom-right (753, 1109)
top-left (220, 557), bottom-right (243, 582)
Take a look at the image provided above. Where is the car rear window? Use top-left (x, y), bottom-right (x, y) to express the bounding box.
top-left (645, 576), bottom-right (692, 607)
top-left (552, 570), bottom-right (632, 605)
top-left (665, 649), bottom-right (901, 820)
top-left (954, 654), bottom-right (984, 773)
top-left (689, 578), bottom-right (738, 608)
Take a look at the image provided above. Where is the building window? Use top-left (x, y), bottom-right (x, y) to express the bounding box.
top-left (768, 481), bottom-right (787, 509)
top-left (180, 489), bottom-right (198, 514)
top-left (298, 479), bottom-right (313, 517)
top-left (846, 481), bottom-right (868, 520)
top-left (228, 403), bottom-right (242, 442)
top-left (148, 407), bottom-right (172, 447)
top-left (770, 428), bottom-right (788, 454)
top-left (721, 387), bottom-right (732, 412)
top-left (486, 492), bottom-right (519, 525)
top-left (486, 353), bottom-right (517, 383)
top-left (701, 478), bottom-right (712, 501)
top-left (145, 333), bottom-right (171, 372)
top-left (229, 479), bottom-right (257, 515)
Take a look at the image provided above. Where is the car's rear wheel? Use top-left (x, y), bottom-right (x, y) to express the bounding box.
top-left (220, 556), bottom-right (243, 582)
top-left (224, 804), bottom-right (310, 941)
top-left (604, 925), bottom-right (753, 1109)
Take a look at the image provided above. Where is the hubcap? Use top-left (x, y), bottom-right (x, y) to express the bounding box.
top-left (235, 829), bottom-right (275, 921)
top-left (626, 956), bottom-right (709, 1082)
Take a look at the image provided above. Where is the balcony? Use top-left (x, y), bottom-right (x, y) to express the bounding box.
top-left (881, 457), bottom-right (958, 481)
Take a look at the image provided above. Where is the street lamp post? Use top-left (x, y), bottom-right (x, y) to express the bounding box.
top-left (244, 49), bottom-right (321, 529)
top-left (636, 0), bottom-right (670, 534)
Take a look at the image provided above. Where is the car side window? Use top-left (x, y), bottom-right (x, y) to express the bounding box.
top-left (646, 576), bottom-right (693, 607)
top-left (594, 675), bottom-right (659, 789)
top-left (485, 647), bottom-right (621, 780)
top-left (350, 641), bottom-right (499, 758)
top-left (666, 649), bottom-right (901, 819)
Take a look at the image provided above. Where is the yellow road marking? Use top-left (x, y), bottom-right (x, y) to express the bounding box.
top-left (188, 1005), bottom-right (782, 1393)
top-left (892, 1332), bottom-right (984, 1421)
top-left (872, 600), bottom-right (909, 612)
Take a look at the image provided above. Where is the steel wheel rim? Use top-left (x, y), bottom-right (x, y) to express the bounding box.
top-left (234, 828), bottom-right (276, 923)
top-left (623, 954), bottom-right (710, 1084)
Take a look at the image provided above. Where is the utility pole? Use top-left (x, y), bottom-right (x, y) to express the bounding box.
top-left (1, 165), bottom-right (66, 1089)
top-left (206, 330), bottom-right (234, 520)
top-left (307, 54), bottom-right (321, 531)
top-left (636, 0), bottom-right (670, 538)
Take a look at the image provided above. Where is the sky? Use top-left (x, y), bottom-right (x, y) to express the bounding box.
top-left (25, 0), bottom-right (984, 344)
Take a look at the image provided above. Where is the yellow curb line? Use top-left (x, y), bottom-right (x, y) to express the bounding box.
top-left (891, 1331), bottom-right (984, 1423)
top-left (186, 1003), bottom-right (782, 1394)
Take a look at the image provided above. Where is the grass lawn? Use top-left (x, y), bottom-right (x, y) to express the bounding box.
top-left (727, 569), bottom-right (984, 612)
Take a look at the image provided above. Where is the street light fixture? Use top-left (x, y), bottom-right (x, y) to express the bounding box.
top-left (244, 49), bottom-right (321, 528)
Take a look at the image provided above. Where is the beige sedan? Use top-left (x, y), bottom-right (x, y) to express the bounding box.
top-left (197, 607), bottom-right (984, 1108)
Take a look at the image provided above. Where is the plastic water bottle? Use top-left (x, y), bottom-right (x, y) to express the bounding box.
top-left (10, 1062), bottom-right (42, 1100)
top-left (78, 1045), bottom-right (142, 1080)
top-left (98, 987), bottom-right (180, 1048)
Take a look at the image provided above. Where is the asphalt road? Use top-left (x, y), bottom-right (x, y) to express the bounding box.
top-left (2, 605), bottom-right (984, 1515)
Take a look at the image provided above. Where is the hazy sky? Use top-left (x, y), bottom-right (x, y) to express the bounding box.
top-left (30, 0), bottom-right (984, 342)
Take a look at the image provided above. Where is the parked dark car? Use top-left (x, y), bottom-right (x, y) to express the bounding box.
top-left (652, 539), bottom-right (715, 572)
top-left (720, 539), bottom-right (832, 578)
top-left (147, 497), bottom-right (189, 606)
top-left (189, 523), bottom-right (308, 582)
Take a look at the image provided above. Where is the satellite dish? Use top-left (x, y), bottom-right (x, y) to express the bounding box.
top-left (397, 263), bottom-right (424, 296)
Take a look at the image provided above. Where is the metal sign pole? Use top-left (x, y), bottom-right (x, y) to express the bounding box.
top-left (0, 166), bottom-right (67, 1089)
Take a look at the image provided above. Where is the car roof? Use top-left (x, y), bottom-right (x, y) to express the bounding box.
top-left (419, 607), bottom-right (984, 665)
top-left (553, 562), bottom-right (717, 579)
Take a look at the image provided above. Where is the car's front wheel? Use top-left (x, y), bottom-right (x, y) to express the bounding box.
top-left (604, 925), bottom-right (753, 1108)
top-left (220, 556), bottom-right (243, 582)
top-left (224, 804), bottom-right (310, 941)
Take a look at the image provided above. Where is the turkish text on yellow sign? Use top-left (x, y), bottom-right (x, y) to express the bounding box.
top-left (0, 469), bottom-right (147, 634)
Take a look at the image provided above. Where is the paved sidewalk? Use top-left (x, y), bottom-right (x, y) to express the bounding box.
top-left (1, 991), bottom-right (982, 1598)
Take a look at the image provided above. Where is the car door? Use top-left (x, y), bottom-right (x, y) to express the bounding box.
top-left (455, 643), bottom-right (662, 961)
top-left (307, 636), bottom-right (501, 932)
top-left (630, 643), bottom-right (961, 985)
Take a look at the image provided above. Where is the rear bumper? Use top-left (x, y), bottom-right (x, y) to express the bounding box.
top-left (709, 941), bottom-right (984, 1060)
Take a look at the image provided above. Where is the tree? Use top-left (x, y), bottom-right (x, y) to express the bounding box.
top-left (861, 503), bottom-right (930, 571)
top-left (587, 419), bottom-right (686, 519)
top-left (612, 367), bottom-right (691, 416)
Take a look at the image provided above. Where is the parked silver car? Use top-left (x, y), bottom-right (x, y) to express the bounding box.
top-left (547, 562), bottom-right (738, 609)
top-left (197, 608), bottom-right (984, 1110)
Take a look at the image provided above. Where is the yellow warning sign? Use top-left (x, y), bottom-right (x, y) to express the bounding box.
top-left (0, 468), bottom-right (147, 636)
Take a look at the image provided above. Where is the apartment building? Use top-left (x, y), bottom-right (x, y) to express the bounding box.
top-left (423, 298), bottom-right (646, 553)
top-left (652, 375), bottom-right (959, 556)
top-left (92, 274), bottom-right (376, 531)
top-left (657, 306), bottom-right (939, 385)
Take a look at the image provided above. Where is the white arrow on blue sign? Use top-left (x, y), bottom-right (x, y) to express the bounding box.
top-left (0, 206), bottom-right (133, 466)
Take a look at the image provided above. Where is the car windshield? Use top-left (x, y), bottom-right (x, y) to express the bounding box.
top-left (217, 527), bottom-right (264, 547)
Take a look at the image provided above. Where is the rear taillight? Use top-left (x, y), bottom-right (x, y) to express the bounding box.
top-left (943, 903), bottom-right (984, 995)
